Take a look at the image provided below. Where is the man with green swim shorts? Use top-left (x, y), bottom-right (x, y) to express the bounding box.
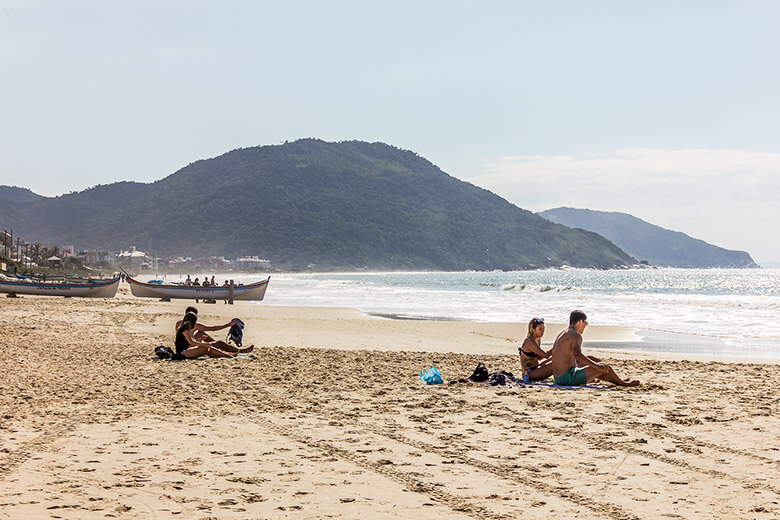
top-left (551, 310), bottom-right (640, 387)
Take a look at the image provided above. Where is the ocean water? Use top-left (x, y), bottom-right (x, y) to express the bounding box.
top-left (251, 269), bottom-right (780, 360)
top-left (158, 269), bottom-right (780, 359)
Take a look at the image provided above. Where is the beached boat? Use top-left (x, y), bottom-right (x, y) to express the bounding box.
top-left (0, 274), bottom-right (121, 298)
top-left (126, 275), bottom-right (270, 301)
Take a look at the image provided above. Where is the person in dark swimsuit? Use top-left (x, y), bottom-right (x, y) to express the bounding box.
top-left (175, 312), bottom-right (238, 359)
top-left (519, 317), bottom-right (554, 382)
top-left (174, 306), bottom-right (254, 354)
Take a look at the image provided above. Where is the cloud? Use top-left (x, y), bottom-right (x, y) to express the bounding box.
top-left (463, 148), bottom-right (780, 263)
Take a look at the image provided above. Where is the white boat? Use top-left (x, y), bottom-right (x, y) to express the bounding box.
top-left (0, 274), bottom-right (121, 298)
top-left (126, 275), bottom-right (270, 301)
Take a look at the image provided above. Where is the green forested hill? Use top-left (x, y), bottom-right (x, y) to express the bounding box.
top-left (539, 207), bottom-right (758, 268)
top-left (2, 140), bottom-right (635, 270)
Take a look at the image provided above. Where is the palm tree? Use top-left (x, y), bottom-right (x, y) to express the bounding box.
top-left (32, 243), bottom-right (41, 265)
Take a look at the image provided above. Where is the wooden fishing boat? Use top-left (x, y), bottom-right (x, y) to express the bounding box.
top-left (0, 274), bottom-right (121, 298)
top-left (126, 275), bottom-right (270, 301)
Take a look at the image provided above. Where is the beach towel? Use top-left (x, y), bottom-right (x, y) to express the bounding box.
top-left (152, 346), bottom-right (255, 361)
top-left (526, 380), bottom-right (610, 390)
top-left (448, 363), bottom-right (609, 389)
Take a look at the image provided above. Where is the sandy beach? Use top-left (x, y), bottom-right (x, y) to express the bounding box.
top-left (0, 285), bottom-right (778, 519)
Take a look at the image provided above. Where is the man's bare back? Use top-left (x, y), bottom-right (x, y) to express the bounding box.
top-left (551, 310), bottom-right (640, 387)
top-left (551, 327), bottom-right (583, 379)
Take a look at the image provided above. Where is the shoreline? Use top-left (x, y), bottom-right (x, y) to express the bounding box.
top-left (290, 304), bottom-right (780, 364)
top-left (132, 269), bottom-right (780, 361)
top-left (3, 278), bottom-right (777, 362)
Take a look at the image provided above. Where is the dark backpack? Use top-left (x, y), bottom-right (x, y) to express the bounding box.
top-left (154, 345), bottom-right (175, 360)
top-left (469, 362), bottom-right (489, 382)
top-left (227, 318), bottom-right (245, 347)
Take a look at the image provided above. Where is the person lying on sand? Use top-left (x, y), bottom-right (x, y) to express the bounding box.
top-left (551, 310), bottom-right (640, 387)
top-left (174, 312), bottom-right (254, 359)
top-left (519, 317), bottom-right (554, 381)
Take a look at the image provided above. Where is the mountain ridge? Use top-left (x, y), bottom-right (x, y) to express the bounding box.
top-left (0, 139), bottom-right (635, 271)
top-left (538, 207), bottom-right (758, 268)
top-left (0, 186), bottom-right (47, 204)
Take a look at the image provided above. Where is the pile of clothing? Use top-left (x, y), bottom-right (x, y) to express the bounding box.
top-left (449, 362), bottom-right (526, 387)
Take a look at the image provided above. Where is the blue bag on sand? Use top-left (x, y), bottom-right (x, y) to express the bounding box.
top-left (420, 366), bottom-right (443, 385)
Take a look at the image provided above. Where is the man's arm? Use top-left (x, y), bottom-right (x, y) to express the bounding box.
top-left (195, 319), bottom-right (236, 332)
top-left (572, 336), bottom-right (594, 367)
top-left (584, 354), bottom-right (603, 365)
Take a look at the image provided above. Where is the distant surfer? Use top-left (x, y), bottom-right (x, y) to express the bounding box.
top-left (551, 310), bottom-right (639, 387)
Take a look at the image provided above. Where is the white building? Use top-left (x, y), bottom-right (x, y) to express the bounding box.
top-left (116, 246), bottom-right (150, 269)
top-left (236, 256), bottom-right (271, 270)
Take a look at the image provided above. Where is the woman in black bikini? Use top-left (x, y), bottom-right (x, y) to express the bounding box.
top-left (519, 317), bottom-right (554, 381)
top-left (175, 312), bottom-right (236, 359)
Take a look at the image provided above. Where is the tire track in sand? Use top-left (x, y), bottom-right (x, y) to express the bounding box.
top-left (0, 409), bottom-right (92, 480)
top-left (256, 387), bottom-right (641, 520)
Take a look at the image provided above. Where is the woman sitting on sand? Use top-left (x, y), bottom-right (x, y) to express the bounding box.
top-left (174, 312), bottom-right (252, 359)
top-left (519, 317), bottom-right (554, 381)
top-left (175, 306), bottom-right (231, 343)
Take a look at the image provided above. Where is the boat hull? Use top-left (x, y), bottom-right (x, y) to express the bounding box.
top-left (0, 275), bottom-right (121, 298)
top-left (127, 276), bottom-right (269, 301)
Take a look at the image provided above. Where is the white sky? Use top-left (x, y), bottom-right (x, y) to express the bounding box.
top-left (2, 1), bottom-right (779, 264)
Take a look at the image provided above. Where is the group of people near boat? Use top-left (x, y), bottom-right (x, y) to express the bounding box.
top-left (519, 310), bottom-right (640, 387)
top-left (174, 306), bottom-right (254, 359)
top-left (184, 275), bottom-right (230, 287)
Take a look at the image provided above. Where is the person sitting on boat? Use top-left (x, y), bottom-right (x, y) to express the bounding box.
top-left (193, 277), bottom-right (200, 286)
top-left (519, 317), bottom-right (554, 381)
top-left (185, 274), bottom-right (192, 285)
top-left (174, 307), bottom-right (254, 354)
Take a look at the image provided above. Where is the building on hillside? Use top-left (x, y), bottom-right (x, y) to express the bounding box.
top-left (166, 257), bottom-right (194, 269)
top-left (218, 257), bottom-right (234, 270)
top-left (236, 256), bottom-right (271, 270)
top-left (82, 250), bottom-right (112, 266)
top-left (188, 256), bottom-right (233, 270)
top-left (116, 246), bottom-right (150, 269)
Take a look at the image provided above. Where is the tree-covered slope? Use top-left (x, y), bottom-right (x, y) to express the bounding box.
top-left (3, 140), bottom-right (636, 270)
top-left (538, 207), bottom-right (757, 268)
top-left (0, 186), bottom-right (46, 204)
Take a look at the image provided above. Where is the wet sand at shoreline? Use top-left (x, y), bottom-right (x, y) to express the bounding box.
top-left (0, 285), bottom-right (778, 519)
